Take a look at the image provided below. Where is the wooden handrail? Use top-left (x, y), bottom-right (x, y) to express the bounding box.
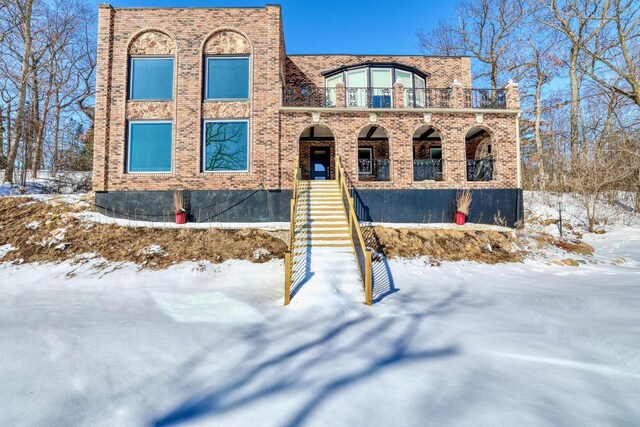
top-left (284, 156), bottom-right (299, 306)
top-left (336, 155), bottom-right (373, 306)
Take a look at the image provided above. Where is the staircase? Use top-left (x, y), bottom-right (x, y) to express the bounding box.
top-left (284, 156), bottom-right (373, 306)
top-left (293, 180), bottom-right (351, 248)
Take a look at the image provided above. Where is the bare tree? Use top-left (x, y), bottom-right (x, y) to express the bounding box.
top-left (581, 0), bottom-right (640, 106)
top-left (542, 0), bottom-right (611, 163)
top-left (418, 0), bottom-right (526, 89)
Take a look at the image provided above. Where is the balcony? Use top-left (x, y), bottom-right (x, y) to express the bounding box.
top-left (467, 158), bottom-right (494, 181)
top-left (282, 86), bottom-right (508, 109)
top-left (464, 89), bottom-right (506, 109)
top-left (358, 159), bottom-right (390, 181)
top-left (413, 159), bottom-right (443, 181)
top-left (405, 88), bottom-right (451, 108)
top-left (283, 86), bottom-right (337, 108)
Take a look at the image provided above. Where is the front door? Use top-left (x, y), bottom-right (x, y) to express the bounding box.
top-left (310, 147), bottom-right (330, 180)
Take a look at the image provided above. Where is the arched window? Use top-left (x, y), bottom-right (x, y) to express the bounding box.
top-left (323, 62), bottom-right (429, 108)
top-left (128, 31), bottom-right (176, 101)
top-left (204, 31), bottom-right (251, 101)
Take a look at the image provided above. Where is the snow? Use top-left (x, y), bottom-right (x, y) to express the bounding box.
top-left (1, 189), bottom-right (639, 425)
top-left (1, 224), bottom-right (640, 426)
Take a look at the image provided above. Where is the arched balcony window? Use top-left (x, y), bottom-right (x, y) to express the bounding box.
top-left (323, 63), bottom-right (429, 108)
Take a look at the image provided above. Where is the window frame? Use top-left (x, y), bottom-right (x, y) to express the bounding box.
top-left (358, 147), bottom-right (374, 175)
top-left (201, 119), bottom-right (251, 173)
top-left (126, 120), bottom-right (174, 174)
top-left (128, 56), bottom-right (175, 101)
top-left (204, 55), bottom-right (251, 101)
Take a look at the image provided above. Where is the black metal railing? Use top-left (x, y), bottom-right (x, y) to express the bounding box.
top-left (347, 87), bottom-right (392, 108)
top-left (358, 159), bottom-right (390, 181)
top-left (467, 158), bottom-right (494, 181)
top-left (464, 89), bottom-right (506, 109)
top-left (283, 86), bottom-right (337, 107)
top-left (413, 159), bottom-right (443, 181)
top-left (405, 88), bottom-right (452, 108)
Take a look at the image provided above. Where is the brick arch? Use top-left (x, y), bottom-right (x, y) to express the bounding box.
top-left (411, 124), bottom-right (445, 160)
top-left (464, 124), bottom-right (495, 161)
top-left (297, 124), bottom-right (336, 180)
top-left (128, 29), bottom-right (176, 55)
top-left (203, 29), bottom-right (251, 55)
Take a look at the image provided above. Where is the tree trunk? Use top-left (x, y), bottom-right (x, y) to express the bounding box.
top-left (0, 105), bottom-right (4, 158)
top-left (4, 0), bottom-right (34, 184)
top-left (534, 76), bottom-right (545, 190)
top-left (52, 93), bottom-right (60, 171)
top-left (569, 44), bottom-right (580, 166)
top-left (30, 57), bottom-right (42, 179)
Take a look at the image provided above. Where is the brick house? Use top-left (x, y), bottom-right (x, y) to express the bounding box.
top-left (93, 4), bottom-right (523, 227)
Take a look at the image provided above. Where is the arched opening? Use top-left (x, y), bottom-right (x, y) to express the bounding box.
top-left (299, 125), bottom-right (335, 180)
top-left (412, 126), bottom-right (443, 181)
top-left (358, 125), bottom-right (390, 181)
top-left (465, 127), bottom-right (493, 181)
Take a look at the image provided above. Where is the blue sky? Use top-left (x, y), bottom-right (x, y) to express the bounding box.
top-left (97, 0), bottom-right (456, 54)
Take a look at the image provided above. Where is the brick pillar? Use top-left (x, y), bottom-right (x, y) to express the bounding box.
top-left (335, 82), bottom-right (345, 108)
top-left (92, 4), bottom-right (114, 192)
top-left (505, 79), bottom-right (520, 110)
top-left (393, 82), bottom-right (404, 108)
top-left (450, 79), bottom-right (464, 109)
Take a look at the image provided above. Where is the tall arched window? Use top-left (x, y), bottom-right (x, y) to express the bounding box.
top-left (128, 31), bottom-right (176, 101)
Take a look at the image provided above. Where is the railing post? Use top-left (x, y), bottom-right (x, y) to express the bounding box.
top-left (335, 82), bottom-right (346, 108)
top-left (393, 81), bottom-right (404, 108)
top-left (450, 79), bottom-right (464, 109)
top-left (284, 251), bottom-right (291, 305)
top-left (505, 79), bottom-right (520, 110)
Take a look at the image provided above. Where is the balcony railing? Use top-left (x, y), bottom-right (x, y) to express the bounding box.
top-left (413, 159), bottom-right (443, 181)
top-left (281, 86), bottom-right (508, 109)
top-left (464, 89), bottom-right (506, 109)
top-left (405, 88), bottom-right (451, 108)
top-left (358, 159), bottom-right (390, 181)
top-left (467, 158), bottom-right (494, 181)
top-left (283, 86), bottom-right (337, 108)
top-left (347, 87), bottom-right (392, 108)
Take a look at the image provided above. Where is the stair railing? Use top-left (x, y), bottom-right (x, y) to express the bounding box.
top-left (336, 155), bottom-right (373, 305)
top-left (284, 157), bottom-right (299, 305)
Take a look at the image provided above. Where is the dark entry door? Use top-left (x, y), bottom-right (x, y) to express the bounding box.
top-left (310, 147), bottom-right (330, 180)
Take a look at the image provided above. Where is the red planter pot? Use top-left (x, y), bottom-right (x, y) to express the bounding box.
top-left (454, 211), bottom-right (466, 225)
top-left (175, 212), bottom-right (187, 224)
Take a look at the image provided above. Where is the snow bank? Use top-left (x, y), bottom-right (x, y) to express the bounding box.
top-left (0, 226), bottom-right (639, 426)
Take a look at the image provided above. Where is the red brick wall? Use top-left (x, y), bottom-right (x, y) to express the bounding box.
top-left (93, 5), bottom-right (519, 195)
top-left (279, 111), bottom-right (518, 190)
top-left (285, 55), bottom-right (472, 89)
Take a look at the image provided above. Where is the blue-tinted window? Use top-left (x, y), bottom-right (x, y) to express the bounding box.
top-left (203, 121), bottom-right (249, 172)
top-left (206, 57), bottom-right (249, 99)
top-left (130, 58), bottom-right (174, 100)
top-left (128, 122), bottom-right (172, 172)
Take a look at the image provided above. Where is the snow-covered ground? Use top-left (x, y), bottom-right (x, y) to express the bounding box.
top-left (1, 222), bottom-right (640, 426)
top-left (1, 189), bottom-right (639, 425)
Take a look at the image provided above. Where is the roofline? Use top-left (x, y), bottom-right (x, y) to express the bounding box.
top-left (100, 4), bottom-right (275, 10)
top-left (287, 53), bottom-right (472, 58)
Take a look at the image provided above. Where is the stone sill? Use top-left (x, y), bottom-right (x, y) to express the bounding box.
top-left (280, 107), bottom-right (521, 115)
